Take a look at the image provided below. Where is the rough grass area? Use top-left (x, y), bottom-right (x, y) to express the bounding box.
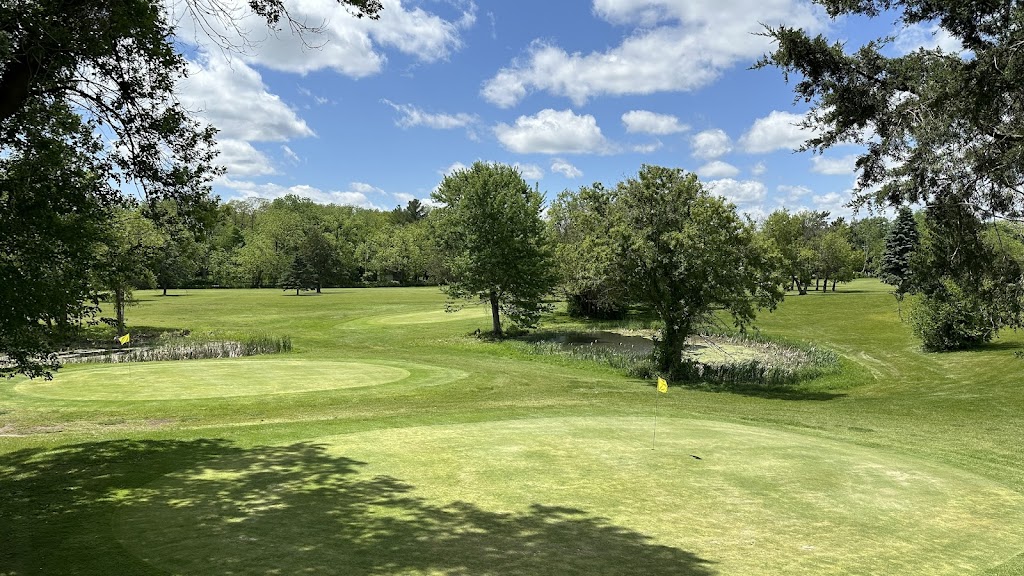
top-left (2, 281), bottom-right (1024, 575)
top-left (62, 330), bottom-right (292, 364)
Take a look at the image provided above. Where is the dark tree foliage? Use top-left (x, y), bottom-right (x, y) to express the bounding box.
top-left (431, 162), bottom-right (556, 337)
top-left (879, 206), bottom-right (920, 304)
top-left (391, 199), bottom-right (429, 225)
top-left (280, 254), bottom-right (318, 296)
top-left (910, 199), bottom-right (1024, 350)
top-left (759, 0), bottom-right (1024, 346)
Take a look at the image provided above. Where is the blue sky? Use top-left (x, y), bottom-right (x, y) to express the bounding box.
top-left (169, 0), bottom-right (960, 219)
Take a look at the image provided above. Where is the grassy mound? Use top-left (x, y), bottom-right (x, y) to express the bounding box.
top-left (114, 417), bottom-right (1024, 575)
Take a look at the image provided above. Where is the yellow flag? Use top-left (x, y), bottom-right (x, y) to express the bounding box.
top-left (657, 376), bottom-right (668, 393)
top-left (117, 333), bottom-right (130, 345)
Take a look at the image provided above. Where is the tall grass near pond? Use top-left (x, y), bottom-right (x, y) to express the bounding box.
top-left (64, 331), bottom-right (292, 364)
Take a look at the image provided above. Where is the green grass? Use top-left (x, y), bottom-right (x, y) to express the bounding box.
top-left (2, 280), bottom-right (1024, 574)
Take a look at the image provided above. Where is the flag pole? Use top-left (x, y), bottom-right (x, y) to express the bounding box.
top-left (653, 375), bottom-right (668, 450)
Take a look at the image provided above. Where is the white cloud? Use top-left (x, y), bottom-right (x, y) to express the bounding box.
top-left (750, 161), bottom-right (766, 176)
top-left (696, 160), bottom-right (739, 178)
top-left (494, 109), bottom-right (610, 154)
top-left (218, 178), bottom-right (390, 208)
top-left (281, 145), bottom-right (300, 164)
top-left (171, 0), bottom-right (473, 77)
top-left (691, 129), bottom-right (732, 159)
top-left (480, 0), bottom-right (826, 107)
top-left (216, 140), bottom-right (277, 176)
top-left (440, 161), bottom-right (469, 176)
top-left (621, 110), bottom-right (688, 135)
top-left (179, 53), bottom-right (314, 143)
top-left (706, 178), bottom-right (766, 207)
top-left (894, 22), bottom-right (963, 54)
top-left (777, 184), bottom-right (812, 202)
top-left (739, 110), bottom-right (816, 153)
top-left (382, 99), bottom-right (477, 129)
top-left (812, 190), bottom-right (853, 217)
top-left (632, 141), bottom-right (663, 153)
top-left (515, 163), bottom-right (545, 180)
top-left (551, 158), bottom-right (583, 178)
top-left (811, 154), bottom-right (858, 175)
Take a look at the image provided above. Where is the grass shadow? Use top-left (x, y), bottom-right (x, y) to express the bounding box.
top-left (0, 439), bottom-right (716, 575)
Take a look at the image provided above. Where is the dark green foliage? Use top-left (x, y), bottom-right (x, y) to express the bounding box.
top-left (611, 165), bottom-right (784, 377)
top-left (431, 162), bottom-right (557, 336)
top-left (909, 200), bottom-right (1024, 350)
top-left (279, 255), bottom-right (317, 296)
top-left (879, 206), bottom-right (919, 302)
top-left (549, 184), bottom-right (629, 319)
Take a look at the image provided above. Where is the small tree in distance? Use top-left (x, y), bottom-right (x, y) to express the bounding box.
top-left (431, 162), bottom-right (556, 337)
top-left (879, 206), bottom-right (919, 311)
top-left (280, 254), bottom-right (317, 296)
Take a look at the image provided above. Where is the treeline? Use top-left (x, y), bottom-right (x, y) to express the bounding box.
top-left (132, 196), bottom-right (892, 297)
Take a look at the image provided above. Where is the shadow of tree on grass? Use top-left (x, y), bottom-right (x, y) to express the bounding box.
top-left (1, 439), bottom-right (715, 575)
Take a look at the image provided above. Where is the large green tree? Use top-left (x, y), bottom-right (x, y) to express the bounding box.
top-left (759, 0), bottom-right (1024, 339)
top-left (1, 0), bottom-right (381, 377)
top-left (879, 206), bottom-right (920, 306)
top-left (431, 162), bottom-right (557, 337)
top-left (611, 166), bottom-right (784, 376)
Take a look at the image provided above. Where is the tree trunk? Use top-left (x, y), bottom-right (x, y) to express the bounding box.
top-left (295, 287), bottom-right (299, 296)
top-left (115, 287), bottom-right (126, 335)
top-left (489, 290), bottom-right (502, 337)
top-left (832, 280), bottom-right (838, 291)
top-left (657, 320), bottom-right (689, 377)
top-left (162, 286), bottom-right (167, 296)
top-left (822, 273), bottom-right (829, 291)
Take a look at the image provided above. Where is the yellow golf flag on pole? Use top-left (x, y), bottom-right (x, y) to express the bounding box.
top-left (657, 376), bottom-right (668, 393)
top-left (117, 333), bottom-right (130, 345)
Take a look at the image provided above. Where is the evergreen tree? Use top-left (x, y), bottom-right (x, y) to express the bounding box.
top-left (879, 206), bottom-right (919, 306)
top-left (279, 255), bottom-right (317, 296)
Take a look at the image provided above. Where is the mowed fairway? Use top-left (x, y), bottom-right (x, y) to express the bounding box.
top-left (2, 281), bottom-right (1024, 575)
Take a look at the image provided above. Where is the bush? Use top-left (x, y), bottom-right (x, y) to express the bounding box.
top-left (909, 283), bottom-right (993, 351)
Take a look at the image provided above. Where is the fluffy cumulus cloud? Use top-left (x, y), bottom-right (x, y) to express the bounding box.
top-left (515, 163), bottom-right (546, 180)
top-left (550, 158), bottom-right (583, 178)
top-left (691, 129), bottom-right (732, 159)
top-left (705, 178), bottom-right (766, 207)
top-left (811, 154), bottom-right (859, 175)
top-left (621, 110), bottom-right (689, 135)
top-left (382, 100), bottom-right (477, 129)
top-left (218, 178), bottom-right (413, 208)
top-left (480, 0), bottom-right (826, 106)
top-left (739, 110), bottom-right (817, 154)
top-left (696, 160), bottom-right (739, 178)
top-left (777, 184), bottom-right (812, 202)
top-left (894, 22), bottom-right (963, 54)
top-left (177, 53), bottom-right (315, 176)
top-left (494, 109), bottom-right (610, 154)
top-left (170, 0), bottom-right (474, 77)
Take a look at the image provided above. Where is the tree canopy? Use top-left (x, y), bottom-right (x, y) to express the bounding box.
top-left (431, 162), bottom-right (556, 337)
top-left (611, 165), bottom-right (783, 376)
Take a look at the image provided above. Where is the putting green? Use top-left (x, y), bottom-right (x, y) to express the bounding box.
top-left (373, 306), bottom-right (490, 325)
top-left (14, 359), bottom-right (411, 401)
top-left (114, 417), bottom-right (1024, 574)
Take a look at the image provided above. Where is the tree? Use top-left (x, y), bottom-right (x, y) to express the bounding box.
top-left (611, 166), bottom-right (784, 376)
top-left (849, 216), bottom-right (890, 275)
top-left (391, 199), bottom-right (429, 225)
top-left (879, 206), bottom-right (920, 307)
top-left (548, 183), bottom-right (629, 319)
top-left (431, 162), bottom-right (557, 337)
top-left (1, 0), bottom-right (381, 377)
top-left (909, 199), bottom-right (1024, 350)
top-left (816, 228), bottom-right (860, 291)
top-left (95, 209), bottom-right (164, 335)
top-left (758, 1), bottom-right (1024, 338)
top-left (279, 254), bottom-right (317, 296)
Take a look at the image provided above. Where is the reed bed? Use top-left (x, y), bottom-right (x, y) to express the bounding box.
top-left (63, 331), bottom-right (292, 364)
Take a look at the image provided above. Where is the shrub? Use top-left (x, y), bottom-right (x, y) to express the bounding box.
top-left (910, 284), bottom-right (993, 351)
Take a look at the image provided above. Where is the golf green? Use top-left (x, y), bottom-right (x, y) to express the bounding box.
top-left (373, 306), bottom-right (490, 325)
top-left (14, 359), bottom-right (412, 401)
top-left (113, 417), bottom-right (1024, 575)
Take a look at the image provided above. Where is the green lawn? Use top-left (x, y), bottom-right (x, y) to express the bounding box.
top-left (2, 280), bottom-right (1023, 574)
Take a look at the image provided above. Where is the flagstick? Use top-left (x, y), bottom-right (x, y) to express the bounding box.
top-left (652, 384), bottom-right (660, 450)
